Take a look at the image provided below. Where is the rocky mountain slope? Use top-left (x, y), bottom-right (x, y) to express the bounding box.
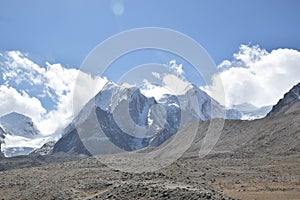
top-left (185, 82), bottom-right (300, 157)
top-left (267, 82), bottom-right (300, 116)
top-left (30, 141), bottom-right (56, 156)
top-left (185, 110), bottom-right (300, 159)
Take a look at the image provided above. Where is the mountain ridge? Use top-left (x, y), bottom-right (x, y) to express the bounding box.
top-left (267, 82), bottom-right (300, 116)
top-left (51, 81), bottom-right (241, 156)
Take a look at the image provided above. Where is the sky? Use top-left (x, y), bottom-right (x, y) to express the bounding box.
top-left (1, 0), bottom-right (300, 66)
top-left (0, 0), bottom-right (300, 136)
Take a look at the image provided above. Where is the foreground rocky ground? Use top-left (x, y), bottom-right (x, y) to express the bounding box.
top-left (177, 154), bottom-right (300, 200)
top-left (0, 152), bottom-right (299, 200)
top-left (1, 110), bottom-right (300, 199)
top-left (0, 155), bottom-right (230, 200)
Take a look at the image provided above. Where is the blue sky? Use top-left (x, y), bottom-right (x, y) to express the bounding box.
top-left (1, 0), bottom-right (299, 68)
top-left (1, 0), bottom-right (300, 135)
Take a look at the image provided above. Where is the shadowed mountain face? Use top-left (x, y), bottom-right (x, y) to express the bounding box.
top-left (52, 127), bottom-right (91, 156)
top-left (268, 83), bottom-right (300, 116)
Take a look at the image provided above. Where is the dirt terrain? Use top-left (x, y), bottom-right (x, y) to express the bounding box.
top-left (0, 153), bottom-right (299, 199)
top-left (177, 155), bottom-right (300, 200)
top-left (0, 156), bottom-right (231, 200)
top-left (0, 110), bottom-right (299, 199)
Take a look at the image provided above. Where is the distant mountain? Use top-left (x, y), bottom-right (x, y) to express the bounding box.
top-left (0, 112), bottom-right (45, 157)
top-left (268, 83), bottom-right (300, 116)
top-left (52, 82), bottom-right (242, 156)
top-left (0, 112), bottom-right (40, 138)
top-left (231, 103), bottom-right (272, 120)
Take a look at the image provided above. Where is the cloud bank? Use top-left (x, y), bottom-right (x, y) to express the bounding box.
top-left (204, 45), bottom-right (300, 107)
top-left (0, 51), bottom-right (107, 135)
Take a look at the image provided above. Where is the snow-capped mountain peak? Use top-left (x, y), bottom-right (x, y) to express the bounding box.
top-left (231, 103), bottom-right (259, 112)
top-left (52, 81), bottom-right (244, 155)
top-left (0, 112), bottom-right (50, 157)
top-left (0, 112), bottom-right (40, 138)
top-left (231, 103), bottom-right (272, 120)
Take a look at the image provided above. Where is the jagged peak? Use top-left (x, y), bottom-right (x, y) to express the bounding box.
top-left (101, 81), bottom-right (118, 91)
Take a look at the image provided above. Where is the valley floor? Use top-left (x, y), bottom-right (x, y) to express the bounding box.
top-left (0, 153), bottom-right (299, 199)
top-left (177, 154), bottom-right (300, 200)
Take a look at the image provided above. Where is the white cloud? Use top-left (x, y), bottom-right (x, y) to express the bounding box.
top-left (162, 74), bottom-right (189, 95)
top-left (3, 134), bottom-right (47, 148)
top-left (204, 45), bottom-right (300, 107)
top-left (68, 71), bottom-right (108, 117)
top-left (0, 51), bottom-right (107, 135)
top-left (0, 85), bottom-right (46, 120)
top-left (141, 79), bottom-right (172, 100)
top-left (169, 60), bottom-right (184, 77)
top-left (151, 72), bottom-right (161, 80)
top-left (141, 60), bottom-right (190, 100)
top-left (2, 51), bottom-right (46, 85)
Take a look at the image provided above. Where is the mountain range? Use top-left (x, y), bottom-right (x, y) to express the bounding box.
top-left (0, 81), bottom-right (288, 157)
top-left (0, 82), bottom-right (299, 199)
top-left (51, 82), bottom-right (244, 156)
top-left (51, 82), bottom-right (300, 157)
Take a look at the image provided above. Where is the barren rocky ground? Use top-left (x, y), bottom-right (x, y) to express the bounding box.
top-left (0, 111), bottom-right (299, 199)
top-left (0, 153), bottom-right (299, 199)
top-left (0, 156), bottom-right (231, 200)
